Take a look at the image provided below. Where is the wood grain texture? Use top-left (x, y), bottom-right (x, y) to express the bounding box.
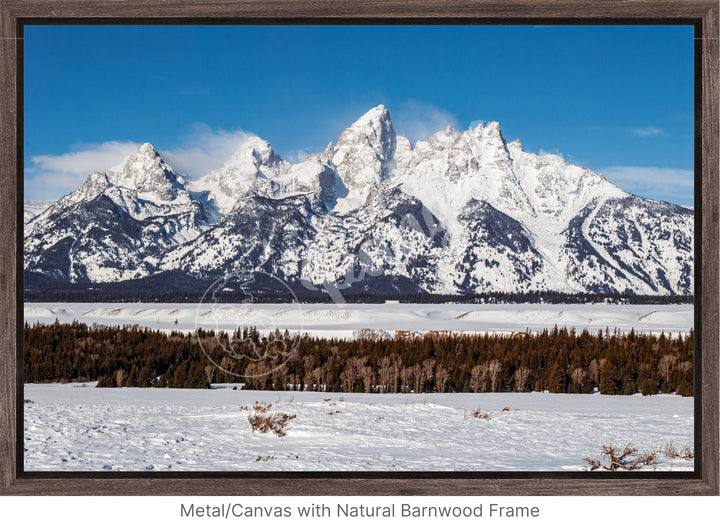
top-left (698, 1), bottom-right (720, 494)
top-left (0, 0), bottom-right (18, 492)
top-left (0, 0), bottom-right (718, 496)
top-left (0, 475), bottom-right (712, 496)
top-left (0, 0), bottom-right (717, 21)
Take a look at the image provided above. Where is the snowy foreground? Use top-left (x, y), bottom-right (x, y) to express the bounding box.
top-left (24, 384), bottom-right (693, 472)
top-left (24, 302), bottom-right (693, 338)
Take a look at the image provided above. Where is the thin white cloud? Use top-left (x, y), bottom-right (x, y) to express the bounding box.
top-left (160, 124), bottom-right (254, 177)
top-left (24, 125), bottom-right (257, 201)
top-left (538, 148), bottom-right (565, 158)
top-left (25, 141), bottom-right (140, 201)
top-left (283, 149), bottom-right (312, 164)
top-left (29, 140), bottom-right (141, 175)
top-left (538, 149), bottom-right (581, 165)
top-left (626, 126), bottom-right (663, 137)
top-left (599, 166), bottom-right (694, 205)
top-left (392, 100), bottom-right (459, 143)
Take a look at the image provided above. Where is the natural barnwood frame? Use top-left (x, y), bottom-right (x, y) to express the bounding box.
top-left (0, 0), bottom-right (717, 496)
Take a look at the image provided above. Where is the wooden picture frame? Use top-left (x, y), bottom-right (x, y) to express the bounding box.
top-left (1, 0), bottom-right (717, 496)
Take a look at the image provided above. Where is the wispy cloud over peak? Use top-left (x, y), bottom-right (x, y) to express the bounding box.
top-left (26, 141), bottom-right (141, 201)
top-left (599, 165), bottom-right (693, 206)
top-left (626, 126), bottom-right (663, 137)
top-left (159, 124), bottom-right (254, 177)
top-left (24, 126), bottom-right (258, 201)
top-left (392, 100), bottom-right (459, 144)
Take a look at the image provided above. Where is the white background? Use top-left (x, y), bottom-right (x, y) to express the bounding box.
top-left (0, 495), bottom-right (718, 530)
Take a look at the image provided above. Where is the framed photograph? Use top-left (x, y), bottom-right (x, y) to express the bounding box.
top-left (1, 0), bottom-right (718, 496)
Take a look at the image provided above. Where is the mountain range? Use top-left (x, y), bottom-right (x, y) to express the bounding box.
top-left (24, 105), bottom-right (694, 297)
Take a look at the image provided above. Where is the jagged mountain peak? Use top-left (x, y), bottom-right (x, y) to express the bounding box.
top-left (136, 142), bottom-right (162, 158)
top-left (123, 142), bottom-right (166, 172)
top-left (24, 106), bottom-right (694, 296)
top-left (328, 105), bottom-right (399, 208)
top-left (485, 121), bottom-right (502, 136)
top-left (227, 135), bottom-right (282, 168)
top-left (508, 138), bottom-right (523, 151)
top-left (105, 142), bottom-right (184, 201)
top-left (352, 104), bottom-right (391, 124)
top-left (438, 124), bottom-right (460, 139)
top-left (457, 120), bottom-right (507, 154)
top-left (321, 141), bottom-right (335, 158)
top-left (335, 105), bottom-right (395, 150)
top-left (412, 126), bottom-right (459, 157)
top-left (189, 135), bottom-right (290, 217)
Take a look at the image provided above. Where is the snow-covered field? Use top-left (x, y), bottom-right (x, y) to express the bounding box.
top-left (24, 384), bottom-right (693, 472)
top-left (24, 302), bottom-right (693, 338)
top-left (24, 303), bottom-right (694, 471)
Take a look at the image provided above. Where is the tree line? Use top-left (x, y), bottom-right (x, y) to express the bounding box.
top-left (24, 321), bottom-right (693, 396)
top-left (24, 274), bottom-right (693, 306)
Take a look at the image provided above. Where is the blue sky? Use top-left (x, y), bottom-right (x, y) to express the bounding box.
top-left (24, 25), bottom-right (694, 204)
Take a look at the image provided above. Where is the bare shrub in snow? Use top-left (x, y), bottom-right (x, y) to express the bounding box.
top-left (636, 449), bottom-right (660, 468)
top-left (248, 411), bottom-right (296, 437)
top-left (472, 409), bottom-right (490, 419)
top-left (584, 443), bottom-right (640, 471)
top-left (585, 441), bottom-right (693, 471)
top-left (241, 401), bottom-right (273, 413)
top-left (662, 442), bottom-right (680, 459)
top-left (601, 443), bottom-right (640, 470)
top-left (583, 458), bottom-right (602, 471)
top-left (680, 444), bottom-right (694, 459)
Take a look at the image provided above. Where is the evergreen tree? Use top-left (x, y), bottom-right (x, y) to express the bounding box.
top-left (547, 363), bottom-right (567, 393)
top-left (599, 361), bottom-right (619, 395)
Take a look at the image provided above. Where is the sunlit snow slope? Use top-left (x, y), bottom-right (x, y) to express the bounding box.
top-left (25, 106), bottom-right (693, 295)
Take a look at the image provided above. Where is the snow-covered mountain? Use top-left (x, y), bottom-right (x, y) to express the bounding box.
top-left (24, 106), bottom-right (694, 295)
top-left (24, 144), bottom-right (209, 282)
top-left (24, 200), bottom-right (53, 226)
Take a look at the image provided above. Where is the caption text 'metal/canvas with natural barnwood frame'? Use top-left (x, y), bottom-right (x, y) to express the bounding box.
top-left (1, 0), bottom-right (718, 496)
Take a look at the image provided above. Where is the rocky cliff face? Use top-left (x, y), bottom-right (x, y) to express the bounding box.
top-left (24, 106), bottom-right (694, 295)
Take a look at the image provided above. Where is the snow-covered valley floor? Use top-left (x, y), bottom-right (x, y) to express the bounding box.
top-left (24, 384), bottom-right (694, 472)
top-left (24, 302), bottom-right (694, 338)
